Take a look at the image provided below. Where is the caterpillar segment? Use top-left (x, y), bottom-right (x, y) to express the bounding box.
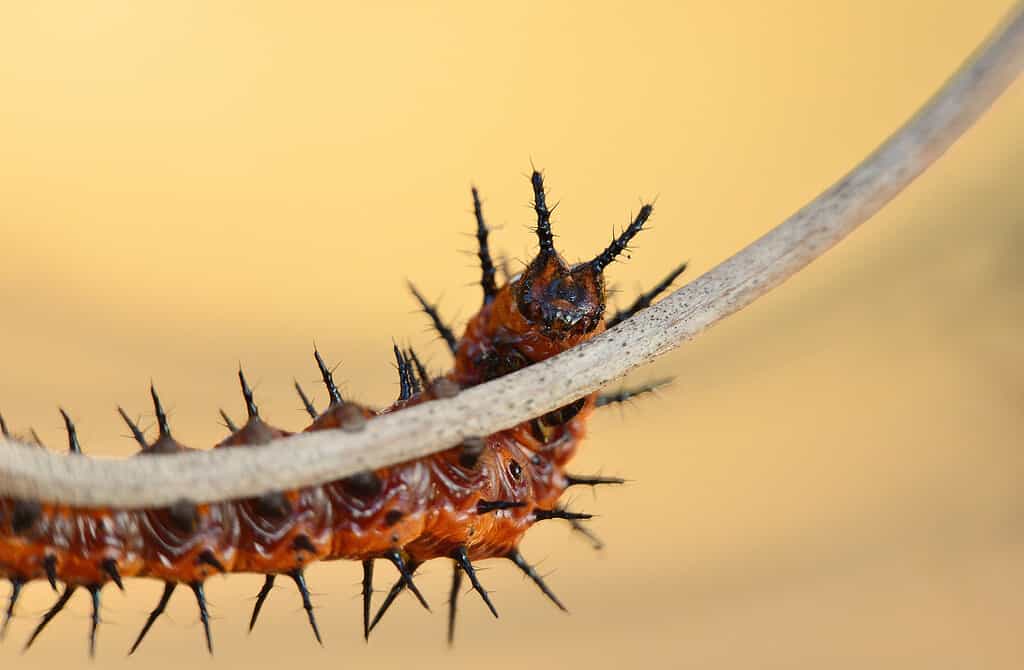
top-left (0, 170), bottom-right (684, 656)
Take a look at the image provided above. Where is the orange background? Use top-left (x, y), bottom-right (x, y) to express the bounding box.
top-left (1, 2), bottom-right (1022, 668)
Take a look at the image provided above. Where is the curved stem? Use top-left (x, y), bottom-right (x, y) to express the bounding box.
top-left (1, 5), bottom-right (1022, 508)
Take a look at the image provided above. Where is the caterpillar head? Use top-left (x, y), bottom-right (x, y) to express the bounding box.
top-left (515, 251), bottom-right (606, 338)
top-left (514, 171), bottom-right (652, 339)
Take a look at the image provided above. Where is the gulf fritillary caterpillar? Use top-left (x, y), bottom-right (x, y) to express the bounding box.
top-left (0, 171), bottom-right (685, 657)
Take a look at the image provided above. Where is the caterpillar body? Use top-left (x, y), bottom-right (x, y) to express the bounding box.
top-left (0, 171), bottom-right (685, 656)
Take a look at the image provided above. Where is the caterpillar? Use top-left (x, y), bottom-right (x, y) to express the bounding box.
top-left (0, 170), bottom-right (685, 657)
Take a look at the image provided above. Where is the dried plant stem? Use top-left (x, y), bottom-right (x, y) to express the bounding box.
top-left (1, 6), bottom-right (1022, 508)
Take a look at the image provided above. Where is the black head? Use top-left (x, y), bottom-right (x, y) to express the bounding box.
top-left (513, 171), bottom-right (652, 339)
top-left (515, 252), bottom-right (607, 338)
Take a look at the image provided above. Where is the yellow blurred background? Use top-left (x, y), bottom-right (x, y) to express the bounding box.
top-left (1, 1), bottom-right (1022, 668)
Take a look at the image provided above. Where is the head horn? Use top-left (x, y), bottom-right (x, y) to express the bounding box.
top-left (589, 204), bottom-right (653, 273)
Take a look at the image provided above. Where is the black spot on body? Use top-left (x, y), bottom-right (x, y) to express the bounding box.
top-left (12, 500), bottom-right (42, 533)
top-left (343, 471), bottom-right (383, 498)
top-left (168, 499), bottom-right (200, 534)
top-left (255, 492), bottom-right (292, 518)
top-left (293, 534), bottom-right (317, 554)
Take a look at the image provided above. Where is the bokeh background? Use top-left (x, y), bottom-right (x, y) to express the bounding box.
top-left (1, 2), bottom-right (1022, 668)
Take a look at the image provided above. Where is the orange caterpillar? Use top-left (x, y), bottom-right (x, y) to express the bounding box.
top-left (0, 171), bottom-right (685, 656)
